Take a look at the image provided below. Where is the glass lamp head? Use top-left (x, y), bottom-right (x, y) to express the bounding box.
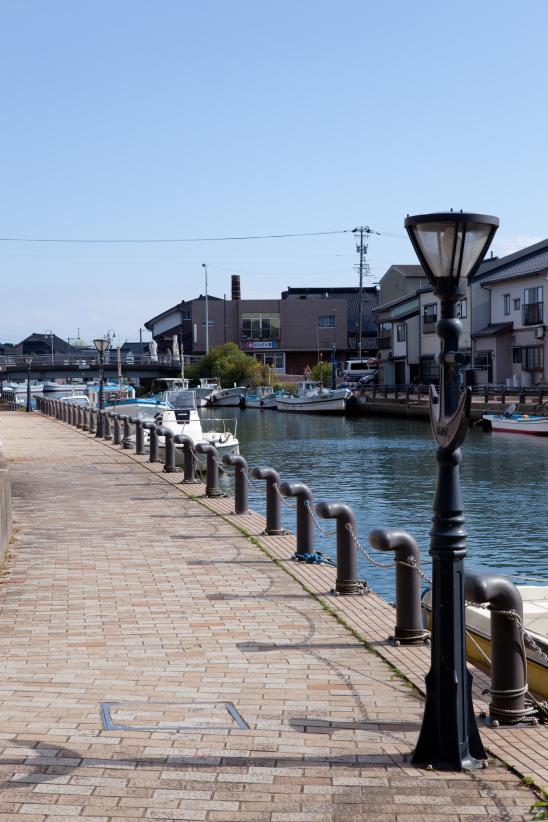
top-left (404, 212), bottom-right (499, 294)
top-left (93, 338), bottom-right (109, 354)
top-left (24, 355), bottom-right (33, 367)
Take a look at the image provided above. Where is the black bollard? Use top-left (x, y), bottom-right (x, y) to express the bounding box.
top-left (76, 405), bottom-right (83, 429)
top-left (81, 405), bottom-right (88, 431)
top-left (156, 426), bottom-right (176, 472)
top-left (173, 434), bottom-right (198, 483)
top-left (251, 466), bottom-right (284, 535)
top-left (103, 411), bottom-right (113, 440)
top-left (142, 421), bottom-right (159, 462)
top-left (121, 415), bottom-right (133, 449)
top-left (195, 443), bottom-right (222, 496)
top-left (112, 414), bottom-right (122, 445)
top-left (369, 528), bottom-right (430, 645)
top-left (88, 408), bottom-right (96, 434)
top-left (222, 454), bottom-right (248, 514)
top-left (315, 501), bottom-right (360, 594)
top-left (278, 481), bottom-right (314, 557)
top-left (519, 390), bottom-right (526, 405)
top-left (131, 417), bottom-right (145, 455)
top-left (464, 572), bottom-right (529, 725)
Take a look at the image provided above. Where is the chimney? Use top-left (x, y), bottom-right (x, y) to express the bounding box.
top-left (231, 274), bottom-right (241, 301)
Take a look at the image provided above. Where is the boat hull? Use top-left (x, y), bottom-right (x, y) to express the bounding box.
top-left (207, 389), bottom-right (243, 407)
top-left (483, 414), bottom-right (548, 436)
top-left (276, 395), bottom-right (347, 413)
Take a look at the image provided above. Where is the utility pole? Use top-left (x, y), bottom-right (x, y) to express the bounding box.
top-left (352, 227), bottom-right (371, 361)
top-left (202, 263), bottom-right (209, 353)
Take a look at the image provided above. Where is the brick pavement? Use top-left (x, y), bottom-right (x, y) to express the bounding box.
top-left (0, 411), bottom-right (540, 821)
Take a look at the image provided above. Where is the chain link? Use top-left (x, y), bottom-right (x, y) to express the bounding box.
top-left (303, 500), bottom-right (337, 537)
top-left (273, 483), bottom-right (297, 509)
top-left (345, 523), bottom-right (395, 570)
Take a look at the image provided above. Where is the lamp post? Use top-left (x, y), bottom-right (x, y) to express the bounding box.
top-left (94, 338), bottom-right (109, 437)
top-left (24, 355), bottom-right (33, 412)
top-left (404, 211), bottom-right (498, 771)
top-left (45, 330), bottom-right (54, 365)
top-left (201, 263), bottom-right (209, 353)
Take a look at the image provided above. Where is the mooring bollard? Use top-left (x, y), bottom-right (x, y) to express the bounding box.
top-left (173, 434), bottom-right (198, 483)
top-left (131, 417), bottom-right (145, 455)
top-left (195, 443), bottom-right (222, 496)
top-left (156, 426), bottom-right (176, 472)
top-left (464, 571), bottom-right (529, 725)
top-left (142, 421), bottom-right (159, 462)
top-left (121, 415), bottom-right (132, 449)
top-left (251, 466), bottom-right (284, 535)
top-left (88, 408), bottom-right (96, 434)
top-left (222, 454), bottom-right (248, 514)
top-left (519, 390), bottom-right (526, 405)
top-left (103, 411), bottom-right (113, 440)
top-left (76, 405), bottom-right (83, 429)
top-left (368, 527), bottom-right (430, 645)
top-left (315, 501), bottom-right (360, 594)
top-left (81, 405), bottom-right (89, 431)
top-left (112, 414), bottom-right (122, 445)
top-left (278, 481), bottom-right (314, 558)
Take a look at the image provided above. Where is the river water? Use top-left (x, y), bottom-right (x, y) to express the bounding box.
top-left (202, 407), bottom-right (548, 600)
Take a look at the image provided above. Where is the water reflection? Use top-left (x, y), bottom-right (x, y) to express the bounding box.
top-left (203, 407), bottom-right (548, 599)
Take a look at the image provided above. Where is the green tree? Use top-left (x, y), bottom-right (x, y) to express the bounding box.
top-left (199, 343), bottom-right (261, 387)
top-left (310, 361), bottom-right (333, 384)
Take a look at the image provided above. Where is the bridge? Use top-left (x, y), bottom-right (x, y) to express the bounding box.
top-left (0, 352), bottom-right (193, 383)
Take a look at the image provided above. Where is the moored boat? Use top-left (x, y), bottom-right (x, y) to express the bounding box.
top-left (244, 386), bottom-right (278, 409)
top-left (276, 381), bottom-right (351, 414)
top-left (195, 378), bottom-right (221, 407)
top-left (482, 404), bottom-right (548, 436)
top-left (422, 584), bottom-right (548, 700)
top-left (207, 386), bottom-right (244, 407)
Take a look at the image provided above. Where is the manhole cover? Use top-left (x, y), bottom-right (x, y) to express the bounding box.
top-left (100, 701), bottom-right (249, 732)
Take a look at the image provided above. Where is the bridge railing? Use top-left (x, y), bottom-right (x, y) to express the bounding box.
top-left (0, 353), bottom-right (198, 369)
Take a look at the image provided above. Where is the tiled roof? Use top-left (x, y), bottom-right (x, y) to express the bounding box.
top-left (472, 322), bottom-right (513, 338)
top-left (478, 239), bottom-right (548, 284)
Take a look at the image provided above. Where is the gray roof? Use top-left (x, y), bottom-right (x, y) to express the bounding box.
top-left (478, 239), bottom-right (548, 285)
top-left (472, 322), bottom-right (513, 338)
top-left (387, 264), bottom-right (425, 278)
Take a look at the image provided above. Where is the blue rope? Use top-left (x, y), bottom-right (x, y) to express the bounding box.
top-left (292, 551), bottom-right (336, 566)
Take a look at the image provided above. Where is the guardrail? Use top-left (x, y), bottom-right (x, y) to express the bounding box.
top-left (357, 383), bottom-right (547, 404)
top-left (35, 395), bottom-right (546, 726)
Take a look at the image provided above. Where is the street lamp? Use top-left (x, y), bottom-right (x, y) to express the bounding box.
top-left (201, 263), bottom-right (209, 353)
top-left (94, 338), bottom-right (109, 437)
top-left (404, 211), bottom-right (498, 771)
top-left (24, 355), bottom-right (33, 412)
top-left (45, 330), bottom-right (54, 365)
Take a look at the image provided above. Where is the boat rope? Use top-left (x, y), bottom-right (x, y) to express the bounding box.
top-left (291, 550), bottom-right (336, 566)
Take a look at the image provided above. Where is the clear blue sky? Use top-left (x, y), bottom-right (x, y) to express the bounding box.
top-left (1, 0), bottom-right (547, 344)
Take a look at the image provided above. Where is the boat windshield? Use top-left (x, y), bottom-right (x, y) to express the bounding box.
top-left (164, 390), bottom-right (197, 410)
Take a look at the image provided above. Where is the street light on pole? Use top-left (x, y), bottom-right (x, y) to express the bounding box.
top-left (94, 338), bottom-right (109, 437)
top-left (24, 354), bottom-right (33, 412)
top-left (201, 263), bottom-right (209, 354)
top-left (45, 330), bottom-right (54, 365)
top-left (404, 210), bottom-right (499, 771)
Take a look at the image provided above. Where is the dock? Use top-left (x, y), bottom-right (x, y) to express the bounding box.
top-left (0, 410), bottom-right (545, 821)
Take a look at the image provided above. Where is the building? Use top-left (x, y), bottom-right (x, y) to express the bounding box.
top-left (145, 278), bottom-right (379, 376)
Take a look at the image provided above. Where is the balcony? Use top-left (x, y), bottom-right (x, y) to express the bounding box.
top-left (523, 302), bottom-right (543, 326)
top-left (422, 320), bottom-right (437, 334)
top-left (377, 336), bottom-right (392, 350)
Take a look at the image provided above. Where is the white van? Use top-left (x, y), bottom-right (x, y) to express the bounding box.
top-left (342, 359), bottom-right (378, 382)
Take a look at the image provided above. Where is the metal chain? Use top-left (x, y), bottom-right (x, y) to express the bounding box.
top-left (466, 600), bottom-right (548, 665)
top-left (345, 523), bottom-right (395, 570)
top-left (401, 554), bottom-right (432, 584)
top-left (303, 500), bottom-right (337, 537)
top-left (273, 483), bottom-right (297, 509)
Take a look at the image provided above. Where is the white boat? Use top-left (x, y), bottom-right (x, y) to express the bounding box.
top-left (195, 378), bottom-right (221, 407)
top-left (482, 405), bottom-right (548, 436)
top-left (207, 386), bottom-right (244, 407)
top-left (276, 381), bottom-right (351, 414)
top-left (147, 390), bottom-right (240, 467)
top-left (42, 381), bottom-right (85, 396)
top-left (4, 381), bottom-right (44, 395)
top-left (87, 383), bottom-right (138, 413)
top-left (244, 386), bottom-right (278, 409)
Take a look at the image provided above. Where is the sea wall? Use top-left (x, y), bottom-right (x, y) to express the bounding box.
top-left (0, 458), bottom-right (12, 565)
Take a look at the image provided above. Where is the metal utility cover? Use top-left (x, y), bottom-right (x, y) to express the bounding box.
top-left (100, 701), bottom-right (249, 732)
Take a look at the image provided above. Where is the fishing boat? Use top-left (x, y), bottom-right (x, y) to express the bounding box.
top-left (276, 381), bottom-right (351, 414)
top-left (147, 389), bottom-right (239, 467)
top-left (42, 381), bottom-right (86, 396)
top-left (244, 386), bottom-right (278, 409)
top-left (207, 386), bottom-right (244, 407)
top-left (422, 583), bottom-right (548, 699)
top-left (482, 404), bottom-right (548, 436)
top-left (195, 378), bottom-right (221, 407)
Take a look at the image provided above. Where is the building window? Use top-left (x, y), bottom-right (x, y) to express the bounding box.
top-left (201, 320), bottom-right (215, 326)
top-left (378, 322), bottom-right (392, 350)
top-left (241, 313), bottom-right (280, 340)
top-left (513, 298), bottom-right (520, 311)
top-left (523, 286), bottom-right (543, 325)
top-left (420, 356), bottom-right (439, 383)
top-left (423, 303), bottom-right (437, 333)
top-left (503, 294), bottom-right (510, 316)
top-left (512, 347), bottom-right (522, 364)
top-left (457, 298), bottom-right (468, 319)
top-left (523, 345), bottom-right (544, 371)
top-left (318, 315), bottom-right (336, 328)
top-left (181, 310), bottom-right (191, 320)
top-left (396, 323), bottom-right (406, 342)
